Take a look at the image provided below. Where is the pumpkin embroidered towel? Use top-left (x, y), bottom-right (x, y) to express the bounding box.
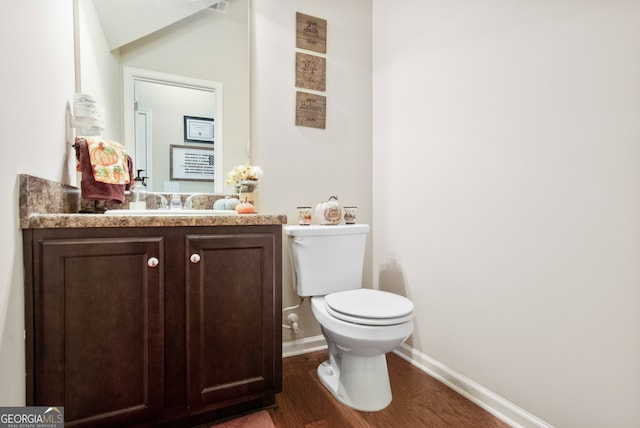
top-left (81, 136), bottom-right (131, 184)
top-left (75, 137), bottom-right (134, 203)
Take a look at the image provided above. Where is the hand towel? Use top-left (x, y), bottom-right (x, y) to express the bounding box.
top-left (83, 136), bottom-right (130, 184)
top-left (75, 137), bottom-right (134, 203)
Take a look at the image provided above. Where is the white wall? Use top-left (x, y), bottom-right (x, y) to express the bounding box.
top-left (0, 1), bottom-right (75, 404)
top-left (373, 1), bottom-right (640, 427)
top-left (252, 0), bottom-right (373, 341)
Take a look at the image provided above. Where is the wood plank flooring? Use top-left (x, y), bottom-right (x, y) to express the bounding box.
top-left (268, 350), bottom-right (511, 428)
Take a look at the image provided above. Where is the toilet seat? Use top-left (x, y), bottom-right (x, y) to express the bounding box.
top-left (324, 289), bottom-right (414, 326)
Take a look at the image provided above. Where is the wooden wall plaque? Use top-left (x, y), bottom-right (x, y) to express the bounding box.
top-left (296, 12), bottom-right (327, 54)
top-left (295, 52), bottom-right (326, 91)
top-left (295, 92), bottom-right (326, 129)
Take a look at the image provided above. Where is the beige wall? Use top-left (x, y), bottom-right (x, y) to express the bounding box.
top-left (252, 0), bottom-right (373, 341)
top-left (76, 0), bottom-right (122, 143)
top-left (372, 1), bottom-right (640, 427)
top-left (0, 1), bottom-right (75, 404)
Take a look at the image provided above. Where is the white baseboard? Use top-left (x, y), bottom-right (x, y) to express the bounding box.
top-left (282, 338), bottom-right (553, 427)
top-left (282, 335), bottom-right (327, 358)
top-left (393, 343), bottom-right (554, 428)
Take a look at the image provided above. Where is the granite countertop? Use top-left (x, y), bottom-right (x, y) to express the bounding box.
top-left (20, 175), bottom-right (287, 229)
top-left (25, 213), bottom-right (288, 229)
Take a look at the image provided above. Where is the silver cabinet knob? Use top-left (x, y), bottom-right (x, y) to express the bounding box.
top-left (190, 254), bottom-right (201, 264)
top-left (147, 257), bottom-right (159, 268)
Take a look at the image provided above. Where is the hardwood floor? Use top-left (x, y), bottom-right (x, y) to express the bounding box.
top-left (267, 350), bottom-right (511, 428)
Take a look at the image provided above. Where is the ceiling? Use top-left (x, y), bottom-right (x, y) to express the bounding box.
top-left (92, 0), bottom-right (239, 50)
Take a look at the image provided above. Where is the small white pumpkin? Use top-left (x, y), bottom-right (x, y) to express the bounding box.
top-left (315, 195), bottom-right (343, 225)
top-left (213, 196), bottom-right (240, 210)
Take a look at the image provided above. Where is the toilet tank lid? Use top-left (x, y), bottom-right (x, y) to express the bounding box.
top-left (283, 224), bottom-right (370, 236)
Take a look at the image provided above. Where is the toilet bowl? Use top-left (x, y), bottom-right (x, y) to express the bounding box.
top-left (311, 288), bottom-right (413, 412)
top-left (283, 225), bottom-right (414, 412)
top-left (311, 290), bottom-right (414, 411)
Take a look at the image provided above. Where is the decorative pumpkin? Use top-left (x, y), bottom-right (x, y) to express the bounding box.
top-left (90, 142), bottom-right (119, 166)
top-left (213, 196), bottom-right (240, 210)
top-left (235, 199), bottom-right (255, 214)
top-left (315, 195), bottom-right (343, 225)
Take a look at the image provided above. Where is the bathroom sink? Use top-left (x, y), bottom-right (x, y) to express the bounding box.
top-left (104, 209), bottom-right (238, 216)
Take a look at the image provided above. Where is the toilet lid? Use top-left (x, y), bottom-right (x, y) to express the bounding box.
top-left (324, 289), bottom-right (414, 326)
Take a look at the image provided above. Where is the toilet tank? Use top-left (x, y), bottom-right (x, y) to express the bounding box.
top-left (283, 224), bottom-right (370, 297)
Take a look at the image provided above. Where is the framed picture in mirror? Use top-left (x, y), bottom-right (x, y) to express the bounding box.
top-left (170, 145), bottom-right (215, 181)
top-left (184, 116), bottom-right (214, 143)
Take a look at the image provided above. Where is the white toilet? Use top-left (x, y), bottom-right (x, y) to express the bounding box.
top-left (283, 224), bottom-right (414, 412)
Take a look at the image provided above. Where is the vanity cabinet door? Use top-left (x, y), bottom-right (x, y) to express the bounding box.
top-left (29, 232), bottom-right (164, 427)
top-left (185, 231), bottom-right (279, 408)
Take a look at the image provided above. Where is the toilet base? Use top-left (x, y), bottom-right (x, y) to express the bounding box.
top-left (317, 353), bottom-right (392, 412)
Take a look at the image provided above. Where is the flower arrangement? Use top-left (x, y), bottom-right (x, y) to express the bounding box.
top-left (225, 164), bottom-right (264, 186)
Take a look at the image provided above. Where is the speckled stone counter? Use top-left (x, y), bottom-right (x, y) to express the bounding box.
top-left (19, 174), bottom-right (287, 229)
top-left (24, 213), bottom-right (288, 229)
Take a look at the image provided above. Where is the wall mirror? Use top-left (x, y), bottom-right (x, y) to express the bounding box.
top-left (123, 67), bottom-right (224, 192)
top-left (75, 0), bottom-right (250, 193)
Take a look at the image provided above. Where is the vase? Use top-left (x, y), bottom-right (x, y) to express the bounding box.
top-left (236, 180), bottom-right (258, 193)
top-left (236, 180), bottom-right (258, 210)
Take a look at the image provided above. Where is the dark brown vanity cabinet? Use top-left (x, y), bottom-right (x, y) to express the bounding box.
top-left (185, 233), bottom-right (279, 408)
top-left (23, 225), bottom-right (282, 427)
top-left (26, 233), bottom-right (165, 427)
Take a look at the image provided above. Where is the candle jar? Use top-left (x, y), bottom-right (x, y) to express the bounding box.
top-left (297, 206), bottom-right (312, 225)
top-left (343, 206), bottom-right (357, 224)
